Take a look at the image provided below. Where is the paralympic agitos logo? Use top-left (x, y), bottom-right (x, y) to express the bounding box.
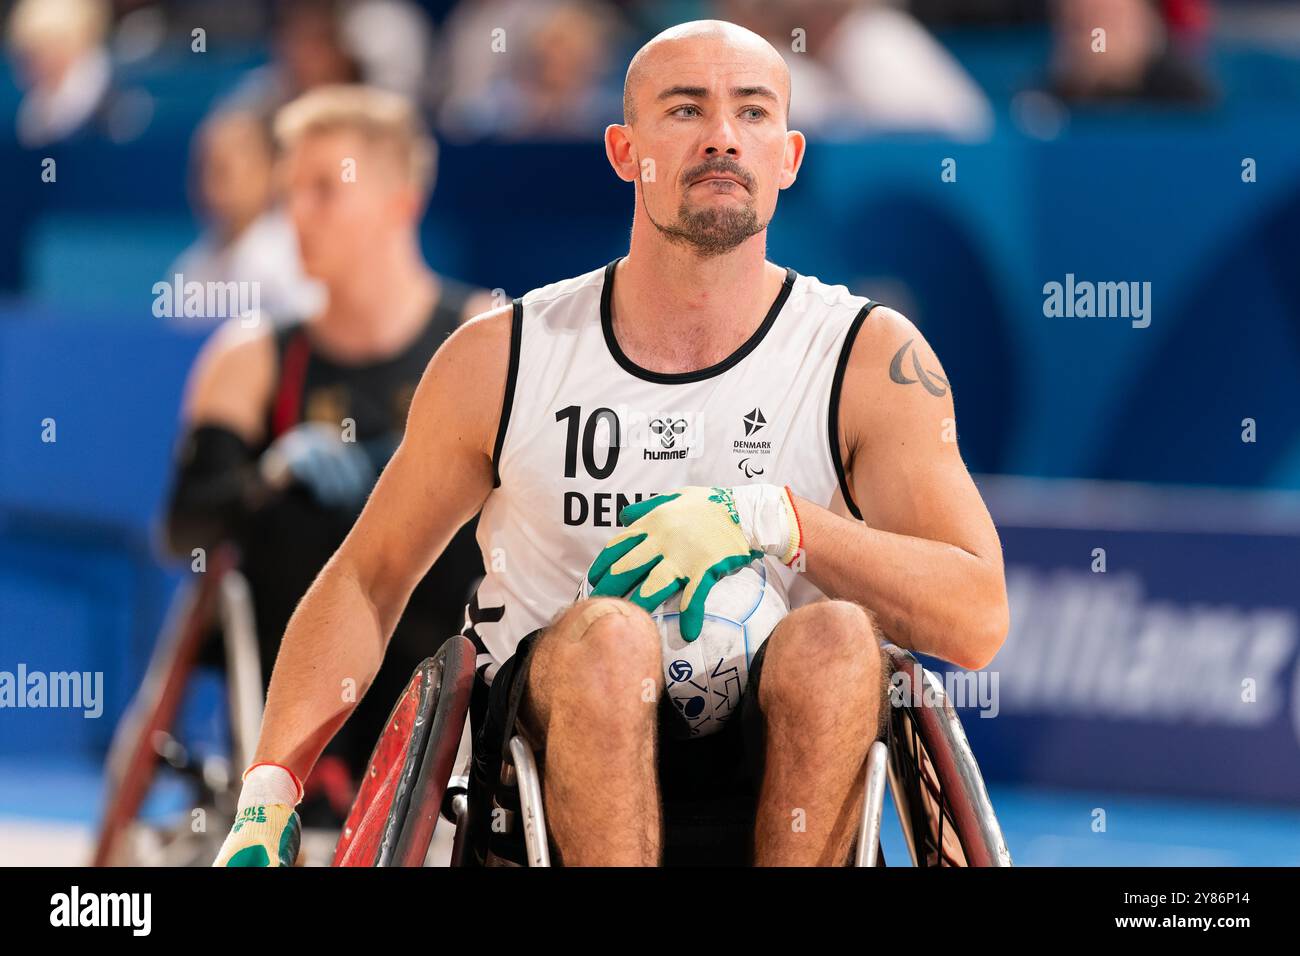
top-left (889, 339), bottom-right (949, 397)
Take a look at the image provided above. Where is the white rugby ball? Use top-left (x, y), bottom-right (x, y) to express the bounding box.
top-left (577, 561), bottom-right (788, 737)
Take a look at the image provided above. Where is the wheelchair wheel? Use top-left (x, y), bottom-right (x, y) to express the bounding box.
top-left (883, 644), bottom-right (1012, 867)
top-left (92, 545), bottom-right (239, 867)
top-left (332, 635), bottom-right (476, 867)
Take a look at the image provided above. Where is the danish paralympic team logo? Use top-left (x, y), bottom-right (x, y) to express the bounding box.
top-left (735, 407), bottom-right (772, 477)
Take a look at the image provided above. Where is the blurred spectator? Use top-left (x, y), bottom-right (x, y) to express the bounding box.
top-left (1047, 0), bottom-right (1215, 104)
top-left (167, 109), bottom-right (325, 325)
top-left (341, 0), bottom-right (435, 99)
top-left (226, 0), bottom-right (434, 115)
top-left (7, 0), bottom-right (114, 146)
top-left (225, 0), bottom-right (365, 116)
top-left (721, 0), bottom-right (994, 140)
top-left (436, 0), bottom-right (624, 140)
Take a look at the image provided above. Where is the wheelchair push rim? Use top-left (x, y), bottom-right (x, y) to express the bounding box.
top-left (331, 635), bottom-right (476, 867)
top-left (883, 644), bottom-right (1012, 868)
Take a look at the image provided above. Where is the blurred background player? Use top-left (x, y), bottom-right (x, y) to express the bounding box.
top-left (163, 84), bottom-right (493, 822)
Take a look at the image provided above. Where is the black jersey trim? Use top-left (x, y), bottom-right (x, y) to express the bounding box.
top-left (828, 302), bottom-right (881, 522)
top-left (599, 257), bottom-right (797, 385)
top-left (491, 299), bottom-right (524, 488)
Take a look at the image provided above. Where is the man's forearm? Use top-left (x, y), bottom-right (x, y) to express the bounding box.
top-left (791, 496), bottom-right (1008, 670)
top-left (253, 551), bottom-right (396, 782)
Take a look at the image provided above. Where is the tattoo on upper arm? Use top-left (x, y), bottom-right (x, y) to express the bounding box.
top-left (888, 339), bottom-right (949, 397)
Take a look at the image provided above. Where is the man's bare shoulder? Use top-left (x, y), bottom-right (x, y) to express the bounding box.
top-left (460, 288), bottom-right (502, 322)
top-left (408, 302), bottom-right (514, 459)
top-left (448, 301), bottom-right (513, 356)
top-left (184, 318), bottom-right (277, 441)
top-left (838, 305), bottom-right (955, 459)
top-left (436, 302), bottom-right (513, 394)
top-left (844, 305), bottom-right (950, 399)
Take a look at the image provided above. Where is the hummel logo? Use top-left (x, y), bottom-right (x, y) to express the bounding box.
top-left (742, 408), bottom-right (766, 436)
top-left (889, 339), bottom-right (949, 397)
top-left (650, 417), bottom-right (688, 448)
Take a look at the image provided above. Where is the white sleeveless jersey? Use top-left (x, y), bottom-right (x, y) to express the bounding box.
top-left (462, 259), bottom-right (879, 668)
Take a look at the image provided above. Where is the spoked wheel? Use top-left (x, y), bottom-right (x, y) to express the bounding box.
top-left (332, 636), bottom-right (476, 867)
top-left (883, 644), bottom-right (1012, 867)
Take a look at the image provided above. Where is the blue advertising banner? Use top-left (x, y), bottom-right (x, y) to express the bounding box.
top-left (950, 479), bottom-right (1300, 804)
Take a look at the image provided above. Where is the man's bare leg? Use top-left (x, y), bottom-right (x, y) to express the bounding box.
top-left (520, 597), bottom-right (663, 865)
top-left (753, 600), bottom-right (886, 866)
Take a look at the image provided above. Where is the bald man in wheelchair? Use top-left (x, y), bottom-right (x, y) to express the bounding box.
top-left (213, 20), bottom-right (1008, 867)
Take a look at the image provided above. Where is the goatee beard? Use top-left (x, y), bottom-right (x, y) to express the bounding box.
top-left (654, 201), bottom-right (765, 258)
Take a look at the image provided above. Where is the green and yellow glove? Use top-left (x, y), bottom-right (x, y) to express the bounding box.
top-left (213, 763), bottom-right (303, 867)
top-left (587, 484), bottom-right (803, 642)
